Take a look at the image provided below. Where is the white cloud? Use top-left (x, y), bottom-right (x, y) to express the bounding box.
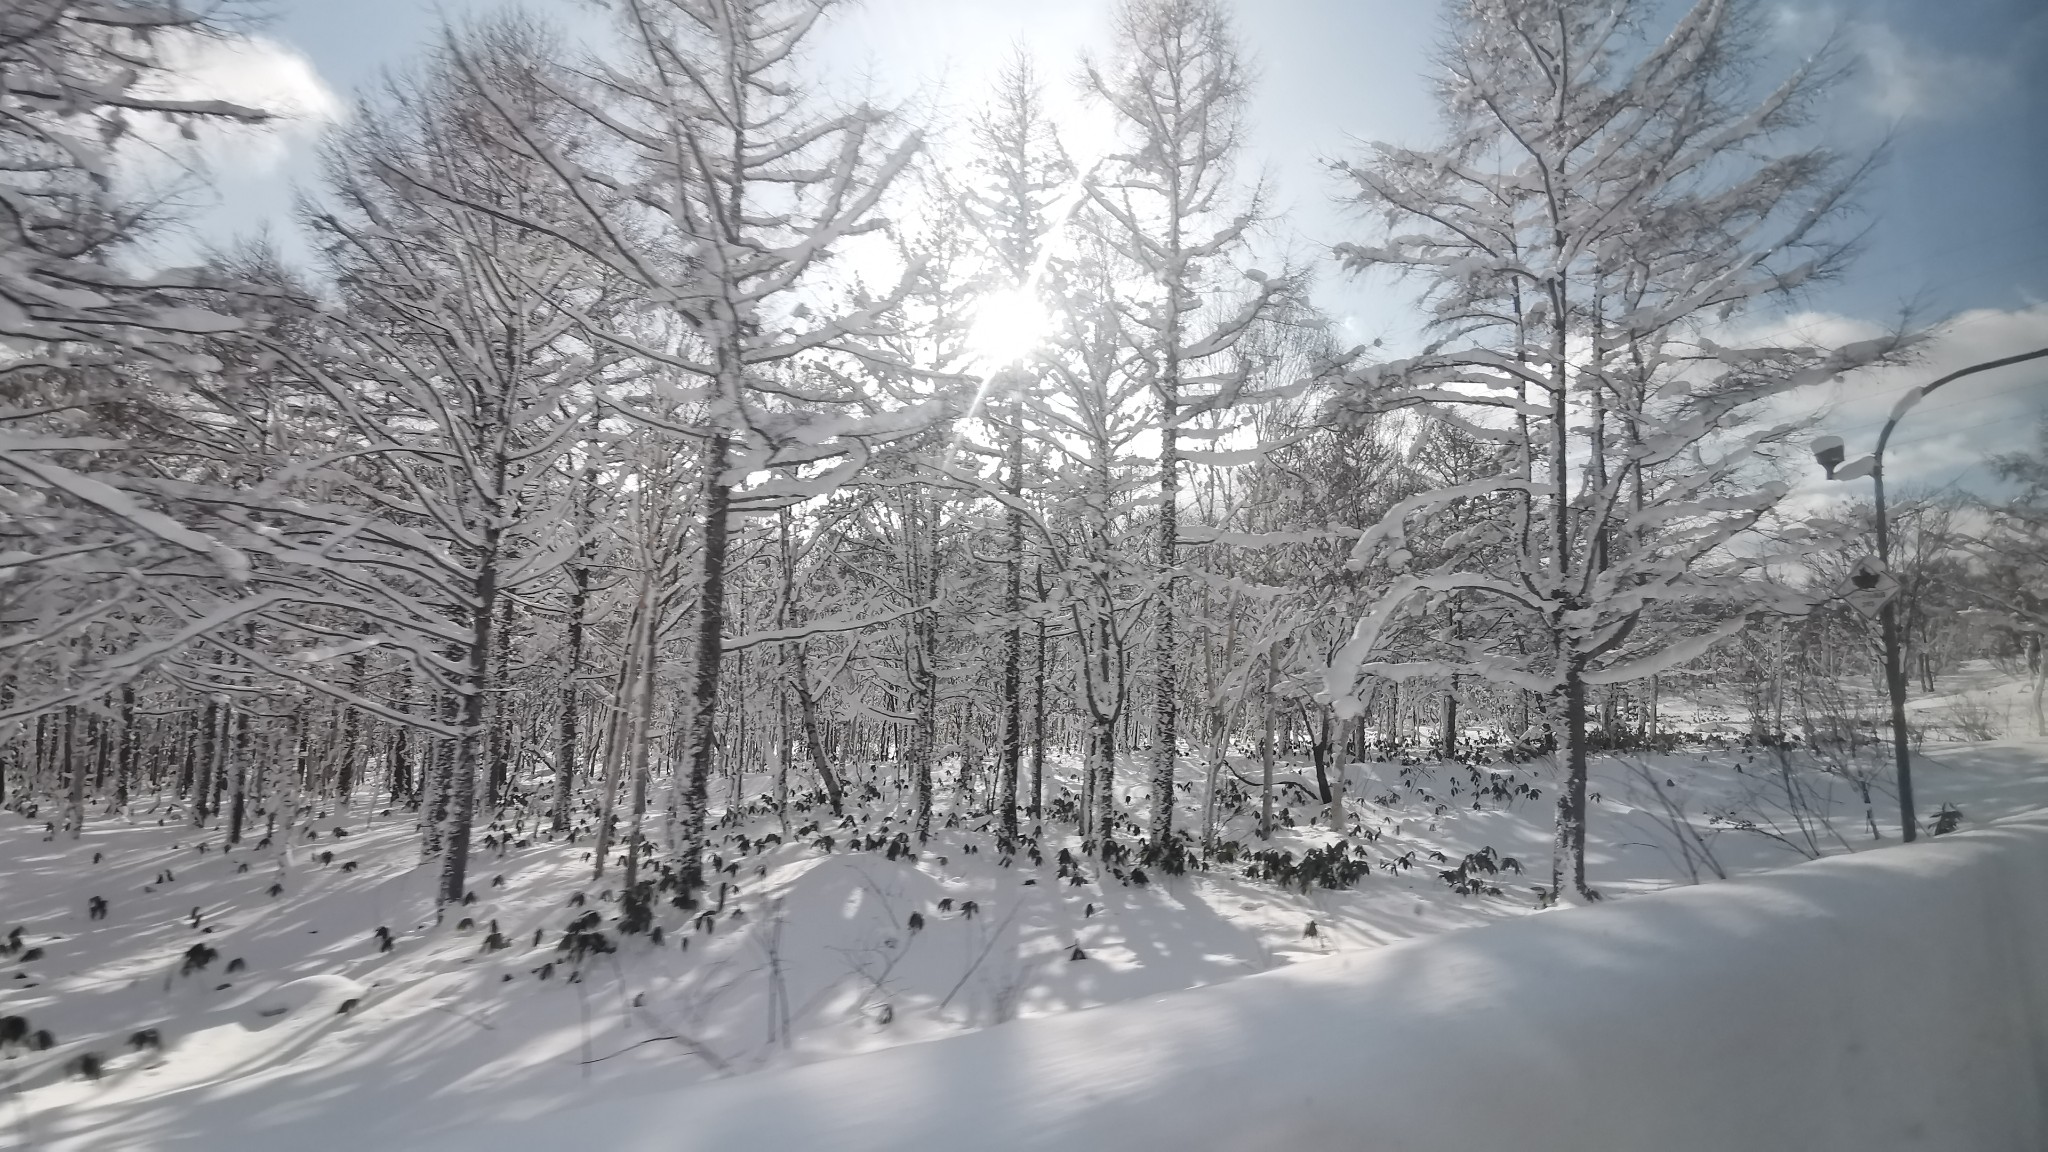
top-left (1769, 6), bottom-right (2011, 126)
top-left (119, 32), bottom-right (344, 181)
top-left (1848, 20), bottom-right (2009, 124)
top-left (1758, 304), bottom-right (2048, 507)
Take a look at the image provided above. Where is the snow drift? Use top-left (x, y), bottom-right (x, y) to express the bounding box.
top-left (416, 813), bottom-right (2048, 1152)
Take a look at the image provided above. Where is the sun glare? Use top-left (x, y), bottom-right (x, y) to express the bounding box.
top-left (967, 288), bottom-right (1048, 367)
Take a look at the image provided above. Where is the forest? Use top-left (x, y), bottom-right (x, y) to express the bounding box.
top-left (4, 0), bottom-right (2047, 1143)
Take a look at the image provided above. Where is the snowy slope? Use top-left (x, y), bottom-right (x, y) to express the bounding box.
top-left (5, 734), bottom-right (2047, 1151)
top-left (401, 812), bottom-right (2048, 1152)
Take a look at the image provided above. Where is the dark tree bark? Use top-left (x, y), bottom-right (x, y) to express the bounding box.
top-left (998, 392), bottom-right (1025, 844)
top-left (677, 433), bottom-right (734, 891)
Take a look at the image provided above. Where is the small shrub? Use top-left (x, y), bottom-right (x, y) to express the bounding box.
top-left (1437, 846), bottom-right (1513, 898)
top-left (1941, 696), bottom-right (2003, 742)
top-left (179, 943), bottom-right (218, 976)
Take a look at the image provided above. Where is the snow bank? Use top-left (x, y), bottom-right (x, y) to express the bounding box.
top-left (424, 814), bottom-right (2048, 1152)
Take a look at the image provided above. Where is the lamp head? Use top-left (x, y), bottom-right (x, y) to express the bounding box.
top-left (1811, 435), bottom-right (1846, 478)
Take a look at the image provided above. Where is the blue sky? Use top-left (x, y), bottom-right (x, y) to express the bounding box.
top-left (177, 0), bottom-right (2046, 491)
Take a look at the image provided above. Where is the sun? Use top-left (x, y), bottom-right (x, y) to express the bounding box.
top-left (966, 287), bottom-right (1049, 368)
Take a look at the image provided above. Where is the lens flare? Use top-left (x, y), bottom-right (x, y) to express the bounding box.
top-left (967, 288), bottom-right (1047, 366)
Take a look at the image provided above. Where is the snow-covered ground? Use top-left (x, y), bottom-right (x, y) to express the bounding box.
top-left (4, 684), bottom-right (2045, 1151)
top-left (1649, 656), bottom-right (2044, 745)
top-left (402, 810), bottom-right (2048, 1152)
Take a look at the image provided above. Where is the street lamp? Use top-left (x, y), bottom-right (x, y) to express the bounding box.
top-left (1812, 345), bottom-right (2048, 843)
top-left (1811, 435), bottom-right (1845, 478)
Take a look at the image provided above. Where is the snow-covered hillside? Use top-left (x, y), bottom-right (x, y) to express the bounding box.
top-left (410, 811), bottom-right (2048, 1152)
top-left (6, 732), bottom-right (2046, 1151)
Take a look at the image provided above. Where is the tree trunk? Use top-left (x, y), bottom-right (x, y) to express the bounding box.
top-left (422, 694), bottom-right (452, 860)
top-left (486, 596), bottom-right (514, 809)
top-left (677, 433), bottom-right (734, 890)
top-left (437, 582), bottom-right (491, 905)
top-left (593, 590), bottom-right (645, 882)
top-left (999, 402), bottom-right (1025, 845)
top-left (391, 667), bottom-right (414, 807)
top-left (774, 677), bottom-right (791, 832)
top-left (1258, 648), bottom-right (1277, 840)
top-left (621, 590), bottom-right (657, 892)
top-left (1149, 392), bottom-right (1179, 845)
top-left (1327, 714), bottom-right (1350, 832)
top-left (555, 464), bottom-right (595, 832)
top-left (791, 656), bottom-right (845, 815)
top-left (337, 651), bottom-right (365, 809)
top-left (2032, 640), bottom-right (2045, 738)
top-left (1029, 574), bottom-right (1047, 823)
top-left (1551, 664), bottom-right (1591, 901)
top-left (1647, 673), bottom-right (1661, 746)
top-left (778, 508), bottom-right (845, 816)
top-left (115, 684), bottom-right (134, 811)
top-left (177, 710), bottom-right (196, 801)
top-left (62, 706), bottom-right (81, 838)
top-left (1090, 713), bottom-right (1116, 843)
top-left (1307, 706), bottom-right (1331, 805)
top-left (227, 699), bottom-right (249, 845)
top-left (195, 701), bottom-right (219, 827)
top-left (1441, 674), bottom-right (1459, 761)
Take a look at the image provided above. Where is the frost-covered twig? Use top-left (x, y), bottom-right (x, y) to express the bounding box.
top-left (938, 902), bottom-right (1024, 1018)
top-left (1619, 759), bottom-right (1726, 882)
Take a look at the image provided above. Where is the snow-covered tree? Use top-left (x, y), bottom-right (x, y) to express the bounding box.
top-left (1327, 0), bottom-right (1900, 899)
top-left (426, 0), bottom-right (932, 889)
top-left (1979, 420), bottom-right (2048, 734)
top-left (1, 2), bottom-right (278, 728)
top-left (1081, 0), bottom-right (1285, 847)
top-left (957, 52), bottom-right (1074, 846)
top-left (239, 27), bottom-right (616, 901)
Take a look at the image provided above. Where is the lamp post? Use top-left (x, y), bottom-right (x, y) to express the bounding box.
top-left (1812, 346), bottom-right (2048, 842)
